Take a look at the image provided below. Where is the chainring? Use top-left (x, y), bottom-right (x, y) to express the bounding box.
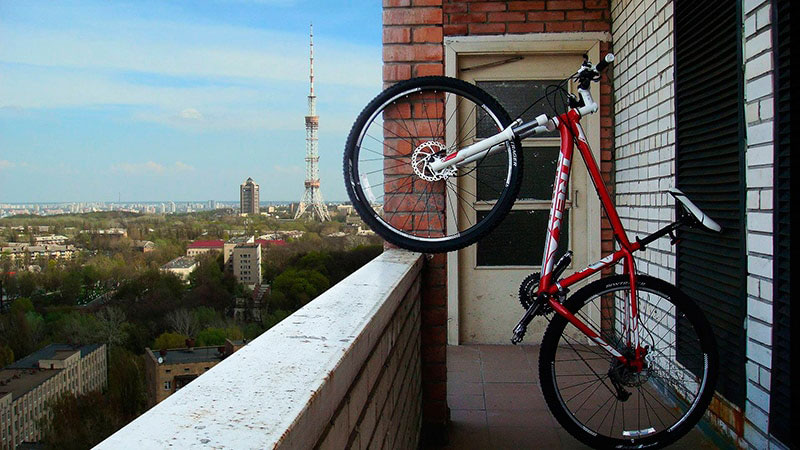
top-left (518, 272), bottom-right (540, 310)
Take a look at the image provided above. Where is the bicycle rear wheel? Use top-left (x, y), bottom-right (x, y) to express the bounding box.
top-left (539, 275), bottom-right (718, 449)
top-left (343, 76), bottom-right (522, 253)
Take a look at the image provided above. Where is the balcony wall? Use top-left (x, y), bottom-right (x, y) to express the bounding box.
top-left (96, 250), bottom-right (423, 449)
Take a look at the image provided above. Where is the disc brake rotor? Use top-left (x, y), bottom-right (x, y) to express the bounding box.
top-left (411, 141), bottom-right (456, 181)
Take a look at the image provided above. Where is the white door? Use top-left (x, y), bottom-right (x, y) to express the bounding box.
top-left (453, 50), bottom-right (602, 344)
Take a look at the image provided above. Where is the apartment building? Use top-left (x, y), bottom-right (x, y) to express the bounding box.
top-left (0, 244), bottom-right (77, 262)
top-left (232, 243), bottom-right (262, 288)
top-left (144, 339), bottom-right (244, 406)
top-left (185, 239), bottom-right (224, 258)
top-left (239, 177), bottom-right (260, 215)
top-left (160, 256), bottom-right (198, 283)
top-left (0, 344), bottom-right (107, 449)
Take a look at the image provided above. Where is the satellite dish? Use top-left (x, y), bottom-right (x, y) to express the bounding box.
top-left (157, 357), bottom-right (164, 364)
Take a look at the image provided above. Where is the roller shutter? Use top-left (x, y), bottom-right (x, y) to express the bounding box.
top-left (674, 0), bottom-right (746, 407)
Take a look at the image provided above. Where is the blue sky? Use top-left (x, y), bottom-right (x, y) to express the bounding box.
top-left (0, 0), bottom-right (382, 202)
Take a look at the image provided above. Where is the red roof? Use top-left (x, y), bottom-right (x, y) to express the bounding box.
top-left (255, 239), bottom-right (287, 247)
top-left (187, 240), bottom-right (224, 249)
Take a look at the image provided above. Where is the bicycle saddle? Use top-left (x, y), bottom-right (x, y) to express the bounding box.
top-left (667, 188), bottom-right (722, 232)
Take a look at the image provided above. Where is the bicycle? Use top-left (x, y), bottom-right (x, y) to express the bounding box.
top-left (343, 53), bottom-right (720, 449)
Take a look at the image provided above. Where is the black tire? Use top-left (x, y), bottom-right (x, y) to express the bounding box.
top-left (539, 275), bottom-right (718, 449)
top-left (343, 76), bottom-right (523, 253)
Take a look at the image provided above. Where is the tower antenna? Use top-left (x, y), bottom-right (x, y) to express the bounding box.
top-left (295, 23), bottom-right (330, 221)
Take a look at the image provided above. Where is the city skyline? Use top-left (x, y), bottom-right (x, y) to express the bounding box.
top-left (0, 0), bottom-right (382, 204)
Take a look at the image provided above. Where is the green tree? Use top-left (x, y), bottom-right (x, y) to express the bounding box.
top-left (271, 268), bottom-right (329, 310)
top-left (107, 347), bottom-right (147, 419)
top-left (152, 331), bottom-right (188, 350)
top-left (0, 344), bottom-right (13, 366)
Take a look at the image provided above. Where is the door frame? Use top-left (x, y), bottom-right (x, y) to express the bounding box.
top-left (444, 33), bottom-right (611, 345)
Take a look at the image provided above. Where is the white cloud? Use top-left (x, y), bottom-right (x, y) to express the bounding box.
top-left (273, 164), bottom-right (302, 174)
top-left (179, 108), bottom-right (203, 120)
top-left (111, 161), bottom-right (165, 175)
top-left (111, 161), bottom-right (196, 174)
top-left (0, 160), bottom-right (15, 170)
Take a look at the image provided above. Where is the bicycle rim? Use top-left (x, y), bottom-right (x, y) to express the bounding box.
top-left (345, 77), bottom-right (521, 252)
top-left (540, 276), bottom-right (716, 448)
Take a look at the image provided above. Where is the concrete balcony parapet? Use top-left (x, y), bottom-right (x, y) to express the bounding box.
top-left (96, 249), bottom-right (424, 449)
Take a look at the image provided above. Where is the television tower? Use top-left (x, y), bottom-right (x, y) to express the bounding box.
top-left (295, 23), bottom-right (330, 221)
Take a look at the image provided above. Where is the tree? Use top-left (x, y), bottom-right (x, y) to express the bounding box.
top-left (166, 309), bottom-right (199, 337)
top-left (106, 347), bottom-right (147, 419)
top-left (95, 307), bottom-right (128, 347)
top-left (0, 344), bottom-right (13, 366)
top-left (152, 332), bottom-right (188, 350)
top-left (271, 268), bottom-right (329, 310)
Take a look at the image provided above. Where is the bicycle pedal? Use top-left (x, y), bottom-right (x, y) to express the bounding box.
top-left (510, 302), bottom-right (541, 345)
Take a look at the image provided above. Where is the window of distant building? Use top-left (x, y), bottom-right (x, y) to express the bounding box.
top-left (164, 381), bottom-right (171, 390)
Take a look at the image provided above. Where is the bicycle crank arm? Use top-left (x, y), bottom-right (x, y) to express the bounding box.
top-left (511, 301), bottom-right (542, 344)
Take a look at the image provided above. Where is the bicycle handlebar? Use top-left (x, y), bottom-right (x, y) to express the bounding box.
top-left (595, 53), bottom-right (615, 73)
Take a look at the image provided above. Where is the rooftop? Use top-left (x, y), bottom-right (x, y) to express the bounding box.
top-left (148, 346), bottom-right (227, 365)
top-left (5, 343), bottom-right (103, 369)
top-left (255, 238), bottom-right (287, 247)
top-left (0, 368), bottom-right (59, 401)
top-left (161, 256), bottom-right (197, 270)
top-left (226, 236), bottom-right (253, 244)
top-left (187, 239), bottom-right (224, 249)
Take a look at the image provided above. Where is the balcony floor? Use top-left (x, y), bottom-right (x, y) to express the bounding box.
top-left (438, 344), bottom-right (716, 449)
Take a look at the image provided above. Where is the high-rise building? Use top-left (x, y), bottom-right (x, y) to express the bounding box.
top-left (240, 177), bottom-right (260, 215)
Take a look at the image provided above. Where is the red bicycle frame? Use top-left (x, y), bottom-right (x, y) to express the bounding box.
top-left (537, 108), bottom-right (648, 365)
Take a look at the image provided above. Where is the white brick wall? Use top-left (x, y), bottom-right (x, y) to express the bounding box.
top-left (612, 0), bottom-right (785, 448)
top-left (611, 0), bottom-right (677, 283)
top-left (742, 0), bottom-right (784, 448)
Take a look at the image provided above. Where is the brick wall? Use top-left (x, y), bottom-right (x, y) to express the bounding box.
top-left (611, 0), bottom-right (783, 448)
top-left (611, 0), bottom-right (676, 283)
top-left (443, 0), bottom-right (611, 35)
top-left (741, 0), bottom-right (779, 448)
top-left (382, 0), bottom-right (449, 439)
top-left (316, 267), bottom-right (422, 448)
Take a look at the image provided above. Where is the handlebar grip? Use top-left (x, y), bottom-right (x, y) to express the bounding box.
top-left (595, 53), bottom-right (615, 72)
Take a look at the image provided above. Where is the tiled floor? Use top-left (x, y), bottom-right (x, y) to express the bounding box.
top-left (439, 344), bottom-right (717, 449)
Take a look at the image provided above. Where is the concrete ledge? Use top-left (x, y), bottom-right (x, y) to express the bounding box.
top-left (96, 250), bottom-right (423, 449)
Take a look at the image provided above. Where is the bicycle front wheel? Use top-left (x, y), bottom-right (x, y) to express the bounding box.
top-left (344, 76), bottom-right (522, 253)
top-left (539, 275), bottom-right (718, 449)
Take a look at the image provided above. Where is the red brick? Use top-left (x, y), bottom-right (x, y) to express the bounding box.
top-left (423, 381), bottom-right (447, 401)
top-left (383, 64), bottom-right (412, 82)
top-left (383, 44), bottom-right (443, 62)
top-left (414, 63), bottom-right (444, 76)
top-left (423, 401), bottom-right (448, 423)
top-left (443, 3), bottom-right (467, 13)
top-left (422, 362), bottom-right (447, 381)
top-left (508, 1), bottom-right (546, 10)
top-left (507, 22), bottom-right (545, 33)
top-left (585, 0), bottom-right (609, 8)
top-left (546, 0), bottom-right (583, 9)
top-left (413, 0), bottom-right (442, 5)
top-left (469, 22), bottom-right (506, 34)
top-left (449, 12), bottom-right (486, 23)
top-left (384, 0), bottom-right (410, 6)
top-left (527, 10), bottom-right (564, 20)
top-left (488, 11), bottom-right (526, 21)
top-left (383, 8), bottom-right (443, 25)
top-left (584, 21), bottom-right (611, 31)
top-left (469, 2), bottom-right (506, 12)
top-left (413, 26), bottom-right (443, 42)
top-left (566, 10), bottom-right (604, 20)
top-left (422, 309), bottom-right (448, 329)
top-left (443, 24), bottom-right (468, 35)
top-left (383, 27), bottom-right (412, 43)
top-left (545, 20), bottom-right (582, 32)
top-left (427, 253), bottom-right (446, 265)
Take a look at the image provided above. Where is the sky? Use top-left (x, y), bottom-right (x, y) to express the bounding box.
top-left (0, 0), bottom-right (382, 203)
